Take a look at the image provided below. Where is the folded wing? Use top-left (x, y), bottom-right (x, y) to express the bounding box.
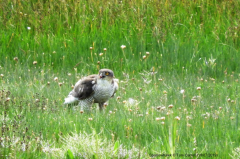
top-left (64, 76), bottom-right (97, 104)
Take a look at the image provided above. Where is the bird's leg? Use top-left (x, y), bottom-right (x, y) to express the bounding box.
top-left (99, 103), bottom-right (104, 111)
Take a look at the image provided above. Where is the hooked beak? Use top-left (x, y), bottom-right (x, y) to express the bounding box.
top-left (99, 73), bottom-right (105, 78)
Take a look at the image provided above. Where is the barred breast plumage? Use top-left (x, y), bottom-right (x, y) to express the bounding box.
top-left (93, 79), bottom-right (116, 103)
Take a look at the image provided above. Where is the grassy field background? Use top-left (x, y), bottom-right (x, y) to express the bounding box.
top-left (0, 0), bottom-right (240, 158)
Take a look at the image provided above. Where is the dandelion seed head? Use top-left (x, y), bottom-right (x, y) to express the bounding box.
top-left (14, 57), bottom-right (18, 61)
top-left (157, 106), bottom-right (161, 110)
top-left (187, 123), bottom-right (192, 127)
top-left (160, 117), bottom-right (165, 120)
top-left (128, 98), bottom-right (137, 105)
top-left (104, 103), bottom-right (108, 107)
top-left (227, 98), bottom-right (231, 102)
top-left (161, 107), bottom-right (166, 111)
top-left (121, 45), bottom-right (126, 49)
top-left (210, 78), bottom-right (215, 81)
top-left (191, 99), bottom-right (197, 102)
top-left (180, 89), bottom-right (185, 94)
top-left (175, 116), bottom-right (181, 120)
top-left (191, 96), bottom-right (197, 102)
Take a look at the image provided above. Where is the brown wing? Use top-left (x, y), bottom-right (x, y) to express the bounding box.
top-left (71, 77), bottom-right (97, 100)
top-left (87, 74), bottom-right (98, 78)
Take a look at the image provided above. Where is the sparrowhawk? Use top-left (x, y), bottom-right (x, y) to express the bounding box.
top-left (64, 69), bottom-right (118, 111)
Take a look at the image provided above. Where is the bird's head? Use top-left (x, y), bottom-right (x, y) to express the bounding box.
top-left (98, 69), bottom-right (114, 81)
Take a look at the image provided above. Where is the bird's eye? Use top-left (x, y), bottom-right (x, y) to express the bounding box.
top-left (105, 72), bottom-right (109, 76)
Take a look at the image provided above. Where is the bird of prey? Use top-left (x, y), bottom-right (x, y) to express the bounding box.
top-left (64, 69), bottom-right (118, 111)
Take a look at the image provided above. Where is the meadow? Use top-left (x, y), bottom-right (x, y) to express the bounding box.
top-left (0, 0), bottom-right (240, 158)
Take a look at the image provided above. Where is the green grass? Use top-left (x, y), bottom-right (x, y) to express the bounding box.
top-left (0, 0), bottom-right (240, 158)
top-left (1, 0), bottom-right (240, 76)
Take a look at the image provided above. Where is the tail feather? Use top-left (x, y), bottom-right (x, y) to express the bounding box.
top-left (64, 95), bottom-right (78, 104)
